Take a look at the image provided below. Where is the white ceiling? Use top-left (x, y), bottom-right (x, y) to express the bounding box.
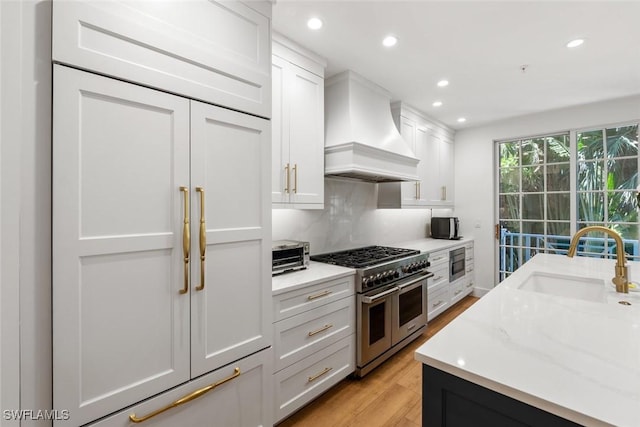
top-left (272, 1), bottom-right (640, 130)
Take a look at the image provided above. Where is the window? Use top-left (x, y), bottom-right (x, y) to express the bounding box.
top-left (498, 133), bottom-right (570, 281)
top-left (497, 123), bottom-right (639, 281)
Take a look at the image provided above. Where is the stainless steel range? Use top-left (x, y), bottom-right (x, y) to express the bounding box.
top-left (311, 246), bottom-right (432, 377)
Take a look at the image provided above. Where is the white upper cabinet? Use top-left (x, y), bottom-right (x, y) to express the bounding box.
top-left (424, 133), bottom-right (455, 206)
top-left (387, 102), bottom-right (455, 208)
top-left (271, 33), bottom-right (326, 209)
top-left (52, 0), bottom-right (272, 118)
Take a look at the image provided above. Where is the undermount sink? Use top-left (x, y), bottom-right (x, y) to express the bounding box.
top-left (518, 271), bottom-right (608, 303)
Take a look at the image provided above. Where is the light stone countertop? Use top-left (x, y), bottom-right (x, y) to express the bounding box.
top-left (393, 237), bottom-right (474, 253)
top-left (415, 253), bottom-right (640, 427)
top-left (272, 261), bottom-right (355, 296)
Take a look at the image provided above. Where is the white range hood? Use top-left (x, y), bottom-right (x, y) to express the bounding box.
top-left (324, 71), bottom-right (419, 182)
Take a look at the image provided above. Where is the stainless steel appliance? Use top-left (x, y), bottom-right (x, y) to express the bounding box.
top-left (450, 246), bottom-right (466, 282)
top-left (311, 246), bottom-right (432, 377)
top-left (431, 217), bottom-right (461, 240)
top-left (272, 240), bottom-right (310, 275)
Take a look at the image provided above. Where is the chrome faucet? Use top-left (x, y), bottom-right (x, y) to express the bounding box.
top-left (567, 226), bottom-right (629, 293)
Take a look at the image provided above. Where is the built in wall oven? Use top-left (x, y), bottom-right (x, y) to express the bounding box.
top-left (450, 247), bottom-right (465, 281)
top-left (312, 246), bottom-right (432, 377)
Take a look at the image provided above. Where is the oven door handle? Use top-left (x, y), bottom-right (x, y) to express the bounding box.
top-left (396, 271), bottom-right (434, 290)
top-left (361, 287), bottom-right (399, 304)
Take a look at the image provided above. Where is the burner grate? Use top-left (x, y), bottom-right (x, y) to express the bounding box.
top-left (311, 246), bottom-right (419, 268)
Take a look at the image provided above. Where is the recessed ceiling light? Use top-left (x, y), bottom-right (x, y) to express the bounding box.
top-left (382, 35), bottom-right (398, 47)
top-left (307, 17), bottom-right (323, 30)
top-left (457, 117), bottom-right (467, 123)
top-left (437, 80), bottom-right (449, 87)
top-left (432, 101), bottom-right (443, 107)
top-left (566, 39), bottom-right (584, 48)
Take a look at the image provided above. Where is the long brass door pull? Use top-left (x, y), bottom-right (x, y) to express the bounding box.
top-left (180, 186), bottom-right (190, 294)
top-left (129, 367), bottom-right (241, 423)
top-left (195, 187), bottom-right (206, 291)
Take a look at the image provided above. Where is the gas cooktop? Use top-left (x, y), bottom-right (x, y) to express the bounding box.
top-left (310, 245), bottom-right (420, 269)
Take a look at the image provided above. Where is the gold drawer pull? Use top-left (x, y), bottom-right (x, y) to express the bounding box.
top-left (454, 289), bottom-right (462, 296)
top-left (433, 276), bottom-right (443, 282)
top-left (129, 367), bottom-right (241, 423)
top-left (284, 163), bottom-right (290, 193)
top-left (179, 186), bottom-right (190, 294)
top-left (432, 300), bottom-right (445, 308)
top-left (195, 187), bottom-right (206, 291)
top-left (307, 367), bottom-right (332, 383)
top-left (307, 290), bottom-right (332, 301)
top-left (466, 282), bottom-right (474, 288)
top-left (308, 324), bottom-right (333, 337)
top-left (292, 164), bottom-right (298, 194)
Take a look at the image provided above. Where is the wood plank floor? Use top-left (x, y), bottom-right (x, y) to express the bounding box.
top-left (277, 295), bottom-right (480, 427)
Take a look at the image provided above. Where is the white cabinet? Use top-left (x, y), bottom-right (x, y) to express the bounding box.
top-left (383, 102), bottom-right (455, 208)
top-left (424, 133), bottom-right (455, 206)
top-left (52, 0), bottom-right (272, 118)
top-left (426, 241), bottom-right (475, 321)
top-left (426, 249), bottom-right (450, 320)
top-left (87, 349), bottom-right (273, 427)
top-left (53, 65), bottom-right (271, 426)
top-left (272, 34), bottom-right (326, 209)
top-left (272, 275), bottom-right (355, 423)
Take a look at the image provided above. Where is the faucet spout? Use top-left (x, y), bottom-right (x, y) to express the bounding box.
top-left (567, 226), bottom-right (629, 293)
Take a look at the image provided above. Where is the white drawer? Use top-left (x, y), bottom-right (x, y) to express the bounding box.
top-left (273, 276), bottom-right (355, 321)
top-left (427, 286), bottom-right (450, 321)
top-left (428, 249), bottom-right (449, 267)
top-left (465, 261), bottom-right (474, 276)
top-left (87, 348), bottom-right (273, 427)
top-left (274, 336), bottom-right (354, 423)
top-left (450, 280), bottom-right (467, 305)
top-left (53, 0), bottom-right (271, 118)
top-left (428, 264), bottom-right (449, 292)
top-left (463, 276), bottom-right (475, 295)
top-left (274, 297), bottom-right (355, 372)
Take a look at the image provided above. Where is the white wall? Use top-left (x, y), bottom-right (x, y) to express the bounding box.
top-left (0, 1), bottom-right (51, 426)
top-left (455, 95), bottom-right (640, 293)
top-left (0, 2), bottom-right (21, 425)
top-left (273, 177), bottom-right (452, 254)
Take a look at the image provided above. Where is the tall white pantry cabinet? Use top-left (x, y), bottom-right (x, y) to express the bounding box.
top-left (51, 1), bottom-right (273, 426)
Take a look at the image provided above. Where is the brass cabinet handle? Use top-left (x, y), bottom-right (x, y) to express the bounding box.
top-left (432, 300), bottom-right (445, 308)
top-left (129, 367), bottom-right (241, 423)
top-left (308, 324), bottom-right (333, 337)
top-left (307, 367), bottom-right (332, 383)
top-left (417, 182), bottom-right (421, 199)
top-left (195, 187), bottom-right (206, 291)
top-left (293, 164), bottom-right (298, 194)
top-left (179, 186), bottom-right (190, 294)
top-left (415, 182), bottom-right (419, 200)
top-left (441, 186), bottom-right (446, 201)
top-left (307, 290), bottom-right (332, 301)
top-left (284, 163), bottom-right (290, 193)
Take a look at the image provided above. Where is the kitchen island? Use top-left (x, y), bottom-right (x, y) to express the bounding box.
top-left (415, 253), bottom-right (640, 427)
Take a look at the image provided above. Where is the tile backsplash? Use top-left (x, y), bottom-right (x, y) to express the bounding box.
top-left (273, 177), bottom-right (453, 254)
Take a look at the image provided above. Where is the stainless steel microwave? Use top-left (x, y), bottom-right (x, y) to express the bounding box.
top-left (272, 240), bottom-right (310, 275)
top-left (430, 217), bottom-right (461, 240)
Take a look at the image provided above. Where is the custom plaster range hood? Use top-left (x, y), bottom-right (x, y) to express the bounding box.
top-left (324, 71), bottom-right (419, 182)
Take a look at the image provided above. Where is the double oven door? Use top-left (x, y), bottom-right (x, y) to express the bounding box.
top-left (357, 271), bottom-right (430, 368)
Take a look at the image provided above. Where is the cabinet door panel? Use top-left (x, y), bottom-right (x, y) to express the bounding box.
top-left (288, 64), bottom-right (324, 206)
top-left (88, 349), bottom-right (273, 427)
top-left (53, 0), bottom-right (271, 118)
top-left (271, 55), bottom-right (290, 204)
top-left (190, 101), bottom-right (271, 377)
top-left (53, 65), bottom-right (191, 427)
top-left (400, 116), bottom-right (419, 206)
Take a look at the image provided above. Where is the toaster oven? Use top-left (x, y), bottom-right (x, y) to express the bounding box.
top-left (272, 240), bottom-right (310, 275)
